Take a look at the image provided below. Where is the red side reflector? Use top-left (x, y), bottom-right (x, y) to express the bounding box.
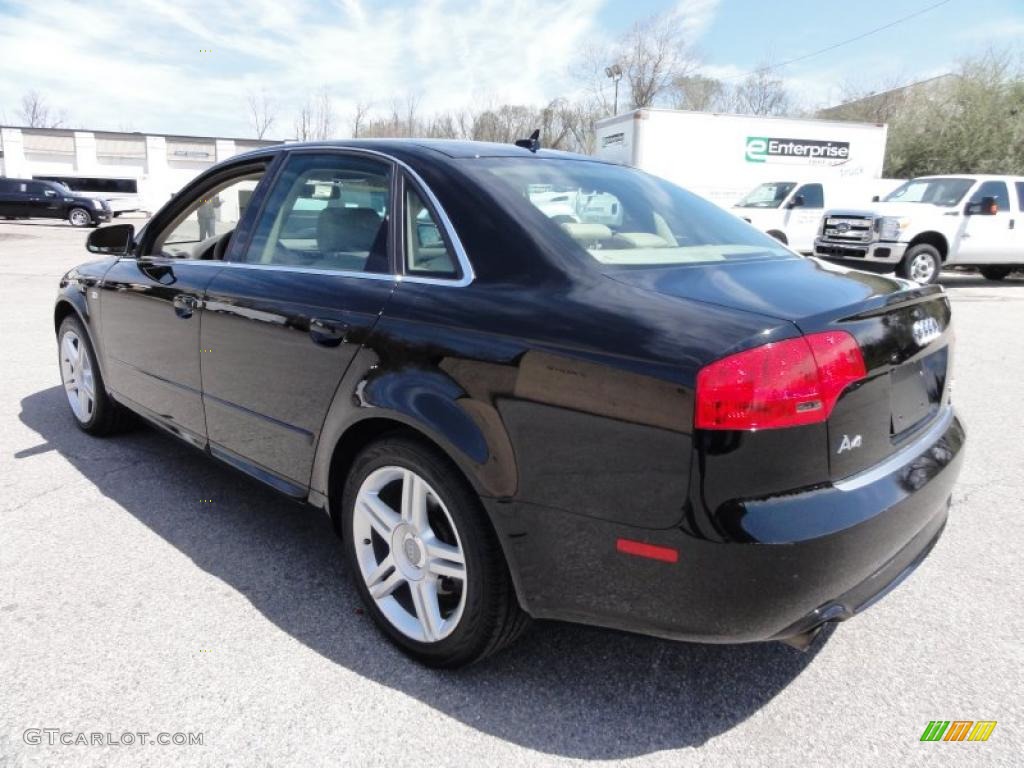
top-left (695, 331), bottom-right (866, 430)
top-left (616, 538), bottom-right (679, 563)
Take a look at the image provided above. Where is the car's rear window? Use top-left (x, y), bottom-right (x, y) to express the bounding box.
top-left (467, 157), bottom-right (795, 268)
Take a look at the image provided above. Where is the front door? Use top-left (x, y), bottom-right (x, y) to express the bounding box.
top-left (27, 181), bottom-right (64, 219)
top-left (100, 259), bottom-right (222, 446)
top-left (957, 180), bottom-right (1017, 263)
top-left (200, 151), bottom-right (398, 488)
top-left (785, 183), bottom-right (825, 252)
top-left (99, 165), bottom-right (271, 446)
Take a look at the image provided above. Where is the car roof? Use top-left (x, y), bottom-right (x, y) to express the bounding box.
top-left (233, 138), bottom-right (601, 163)
top-left (913, 174), bottom-right (1023, 182)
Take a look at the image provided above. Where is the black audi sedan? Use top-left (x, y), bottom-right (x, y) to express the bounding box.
top-left (54, 139), bottom-right (964, 667)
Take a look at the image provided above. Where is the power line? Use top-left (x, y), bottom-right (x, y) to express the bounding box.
top-left (720, 0), bottom-right (955, 81)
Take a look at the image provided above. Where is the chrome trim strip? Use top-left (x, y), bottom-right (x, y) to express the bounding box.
top-left (834, 406), bottom-right (955, 492)
top-left (124, 146), bottom-right (475, 287)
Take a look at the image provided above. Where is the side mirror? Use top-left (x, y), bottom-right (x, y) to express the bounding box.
top-left (965, 196), bottom-right (998, 216)
top-left (786, 195), bottom-right (805, 209)
top-left (871, 195), bottom-right (880, 203)
top-left (86, 223), bottom-right (135, 255)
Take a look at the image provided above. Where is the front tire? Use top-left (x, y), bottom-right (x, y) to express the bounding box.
top-left (979, 265), bottom-right (1012, 281)
top-left (68, 207), bottom-right (92, 227)
top-left (898, 243), bottom-right (941, 285)
top-left (342, 436), bottom-right (527, 667)
top-left (58, 316), bottom-right (125, 435)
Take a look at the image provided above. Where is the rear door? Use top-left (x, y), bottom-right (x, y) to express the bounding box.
top-left (1, 180), bottom-right (31, 217)
top-left (0, 179), bottom-right (16, 216)
top-left (200, 150), bottom-right (397, 489)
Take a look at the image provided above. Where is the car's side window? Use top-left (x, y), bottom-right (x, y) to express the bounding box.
top-left (969, 181), bottom-right (1010, 211)
top-left (1015, 182), bottom-right (1024, 212)
top-left (239, 153), bottom-right (392, 274)
top-left (147, 172), bottom-right (266, 259)
top-left (404, 184), bottom-right (457, 277)
top-left (795, 183), bottom-right (824, 208)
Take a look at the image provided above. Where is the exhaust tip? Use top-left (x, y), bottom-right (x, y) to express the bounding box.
top-left (780, 623), bottom-right (827, 652)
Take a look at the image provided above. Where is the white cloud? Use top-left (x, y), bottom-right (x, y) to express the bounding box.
top-left (0, 0), bottom-right (605, 138)
top-left (670, 0), bottom-right (720, 39)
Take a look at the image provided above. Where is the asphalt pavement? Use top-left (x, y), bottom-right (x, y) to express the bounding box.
top-left (1, 218), bottom-right (1021, 766)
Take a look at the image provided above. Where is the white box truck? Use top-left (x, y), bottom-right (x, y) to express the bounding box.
top-left (594, 109), bottom-right (892, 251)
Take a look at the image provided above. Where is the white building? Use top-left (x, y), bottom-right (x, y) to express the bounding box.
top-left (0, 126), bottom-right (279, 213)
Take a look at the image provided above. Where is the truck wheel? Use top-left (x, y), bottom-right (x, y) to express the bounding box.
top-left (68, 208), bottom-right (92, 227)
top-left (979, 266), bottom-right (1011, 281)
top-left (767, 230), bottom-right (788, 245)
top-left (898, 244), bottom-right (941, 285)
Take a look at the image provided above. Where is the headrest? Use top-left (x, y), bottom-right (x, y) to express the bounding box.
top-left (317, 207), bottom-right (382, 252)
top-left (559, 222), bottom-right (612, 242)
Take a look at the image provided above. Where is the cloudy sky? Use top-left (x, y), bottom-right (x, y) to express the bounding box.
top-left (0, 0), bottom-right (1020, 139)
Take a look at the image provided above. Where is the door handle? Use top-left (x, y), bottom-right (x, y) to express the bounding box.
top-left (1010, 219), bottom-right (1016, 230)
top-left (173, 294), bottom-right (200, 319)
top-left (309, 318), bottom-right (348, 347)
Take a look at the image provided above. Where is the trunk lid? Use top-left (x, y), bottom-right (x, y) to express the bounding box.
top-left (608, 257), bottom-right (953, 479)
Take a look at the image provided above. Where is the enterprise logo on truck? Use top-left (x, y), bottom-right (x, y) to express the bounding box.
top-left (746, 136), bottom-right (850, 165)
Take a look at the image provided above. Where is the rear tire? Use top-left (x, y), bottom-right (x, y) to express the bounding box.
top-left (341, 436), bottom-right (528, 667)
top-left (979, 266), bottom-right (1012, 281)
top-left (57, 315), bottom-right (126, 435)
top-left (898, 243), bottom-right (941, 285)
top-left (68, 208), bottom-right (92, 227)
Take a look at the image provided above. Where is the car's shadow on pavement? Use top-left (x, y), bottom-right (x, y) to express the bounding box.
top-left (18, 386), bottom-right (828, 759)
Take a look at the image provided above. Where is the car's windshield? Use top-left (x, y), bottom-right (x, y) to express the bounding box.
top-left (469, 158), bottom-right (794, 268)
top-left (735, 182), bottom-right (797, 209)
top-left (884, 177), bottom-right (975, 206)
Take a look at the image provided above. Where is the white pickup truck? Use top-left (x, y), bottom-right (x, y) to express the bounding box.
top-left (734, 178), bottom-right (903, 254)
top-left (814, 174), bottom-right (1024, 283)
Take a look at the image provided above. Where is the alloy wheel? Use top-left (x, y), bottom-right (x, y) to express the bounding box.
top-left (352, 466), bottom-right (467, 643)
top-left (69, 209), bottom-right (90, 227)
top-left (60, 330), bottom-right (95, 423)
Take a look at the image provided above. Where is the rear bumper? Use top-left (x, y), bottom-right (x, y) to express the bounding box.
top-left (488, 407), bottom-right (964, 644)
top-left (814, 238), bottom-right (906, 267)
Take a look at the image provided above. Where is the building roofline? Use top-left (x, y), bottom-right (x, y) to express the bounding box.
top-left (0, 124), bottom-right (282, 145)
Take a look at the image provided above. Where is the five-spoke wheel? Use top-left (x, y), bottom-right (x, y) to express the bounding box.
top-left (57, 315), bottom-right (125, 435)
top-left (60, 328), bottom-right (96, 424)
top-left (352, 466), bottom-right (467, 643)
top-left (342, 436), bottom-right (527, 667)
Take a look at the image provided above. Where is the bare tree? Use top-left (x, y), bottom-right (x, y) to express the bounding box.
top-left (17, 90), bottom-right (67, 128)
top-left (350, 100), bottom-right (372, 138)
top-left (247, 89), bottom-right (277, 139)
top-left (577, 10), bottom-right (700, 115)
top-left (671, 74), bottom-right (728, 112)
top-left (731, 66), bottom-right (791, 116)
top-left (293, 87), bottom-right (335, 141)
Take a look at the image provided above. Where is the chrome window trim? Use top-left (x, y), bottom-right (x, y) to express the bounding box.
top-left (128, 147), bottom-right (476, 288)
top-left (256, 146), bottom-right (475, 287)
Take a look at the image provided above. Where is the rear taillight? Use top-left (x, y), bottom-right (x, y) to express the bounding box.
top-left (695, 331), bottom-right (866, 430)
